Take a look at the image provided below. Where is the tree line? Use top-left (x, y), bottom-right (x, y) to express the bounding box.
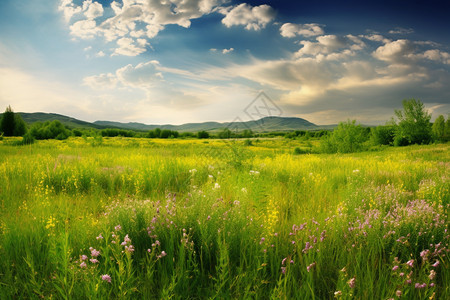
top-left (1, 99), bottom-right (449, 150)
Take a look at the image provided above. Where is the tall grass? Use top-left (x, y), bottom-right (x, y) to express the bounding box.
top-left (0, 137), bottom-right (448, 298)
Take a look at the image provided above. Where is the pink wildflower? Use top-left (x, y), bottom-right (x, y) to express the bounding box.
top-left (101, 274), bottom-right (111, 283)
top-left (80, 262), bottom-right (87, 268)
top-left (348, 277), bottom-right (356, 288)
top-left (91, 249), bottom-right (100, 257)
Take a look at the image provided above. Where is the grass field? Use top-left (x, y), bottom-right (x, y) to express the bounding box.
top-left (0, 137), bottom-right (448, 299)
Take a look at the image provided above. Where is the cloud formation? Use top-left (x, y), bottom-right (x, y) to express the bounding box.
top-left (280, 23), bottom-right (324, 38)
top-left (219, 3), bottom-right (275, 30)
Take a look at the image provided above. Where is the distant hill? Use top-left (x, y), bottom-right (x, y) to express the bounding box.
top-left (94, 116), bottom-right (320, 132)
top-left (2, 112), bottom-right (111, 130)
top-left (1, 112), bottom-right (332, 132)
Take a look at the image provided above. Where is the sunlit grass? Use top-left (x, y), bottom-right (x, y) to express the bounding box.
top-left (0, 137), bottom-right (448, 298)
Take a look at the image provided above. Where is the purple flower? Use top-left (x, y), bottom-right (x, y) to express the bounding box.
top-left (89, 258), bottom-right (99, 264)
top-left (432, 260), bottom-right (440, 268)
top-left (281, 267), bottom-right (286, 274)
top-left (281, 258), bottom-right (287, 265)
top-left (96, 233), bottom-right (103, 240)
top-left (147, 249), bottom-right (151, 253)
top-left (392, 265), bottom-right (399, 271)
top-left (125, 245), bottom-right (135, 253)
top-left (114, 225), bottom-right (121, 231)
top-left (307, 262), bottom-right (316, 272)
top-left (80, 262), bottom-right (87, 268)
top-left (91, 249), bottom-right (100, 257)
top-left (101, 274), bottom-right (111, 283)
top-left (81, 255), bottom-right (88, 261)
top-left (429, 270), bottom-right (436, 280)
top-left (161, 251), bottom-right (167, 257)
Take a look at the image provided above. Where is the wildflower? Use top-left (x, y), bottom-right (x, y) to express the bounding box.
top-left (241, 188), bottom-right (247, 193)
top-left (89, 258), bottom-right (99, 264)
top-left (290, 260), bottom-right (294, 264)
top-left (429, 270), bottom-right (436, 280)
top-left (160, 251), bottom-right (167, 257)
top-left (281, 267), bottom-right (286, 274)
top-left (281, 257), bottom-right (287, 265)
top-left (214, 183), bottom-right (220, 189)
top-left (432, 260), bottom-right (440, 267)
top-left (260, 237), bottom-right (265, 244)
top-left (334, 291), bottom-right (342, 297)
top-left (207, 215), bottom-right (211, 221)
top-left (396, 290), bottom-right (402, 297)
top-left (208, 174), bottom-right (213, 179)
top-left (101, 274), bottom-right (111, 283)
top-left (147, 249), bottom-right (151, 253)
top-left (114, 225), bottom-right (122, 231)
top-left (348, 277), bottom-right (356, 288)
top-left (399, 272), bottom-right (404, 277)
top-left (91, 248), bottom-right (100, 257)
top-left (307, 262), bottom-right (316, 272)
top-left (406, 259), bottom-right (414, 268)
top-left (420, 249), bottom-right (429, 260)
top-left (80, 262), bottom-right (87, 268)
top-left (81, 255), bottom-right (88, 261)
top-left (392, 265), bottom-right (399, 271)
top-left (125, 245), bottom-right (135, 253)
top-left (96, 233), bottom-right (103, 240)
top-left (189, 169), bottom-right (197, 174)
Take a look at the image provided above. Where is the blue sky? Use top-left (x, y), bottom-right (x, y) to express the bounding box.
top-left (0, 0), bottom-right (449, 125)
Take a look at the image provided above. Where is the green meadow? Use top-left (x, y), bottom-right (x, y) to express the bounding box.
top-left (0, 137), bottom-right (448, 299)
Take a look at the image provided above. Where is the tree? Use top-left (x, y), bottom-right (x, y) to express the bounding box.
top-left (197, 131), bottom-right (209, 139)
top-left (394, 99), bottom-right (432, 146)
top-left (0, 106), bottom-right (15, 136)
top-left (13, 114), bottom-right (27, 136)
top-left (320, 120), bottom-right (368, 153)
top-left (432, 115), bottom-right (445, 142)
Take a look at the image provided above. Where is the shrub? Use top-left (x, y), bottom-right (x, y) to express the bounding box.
top-left (320, 120), bottom-right (368, 153)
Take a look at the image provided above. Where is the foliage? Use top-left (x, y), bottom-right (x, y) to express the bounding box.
top-left (101, 128), bottom-right (135, 137)
top-left (217, 128), bottom-right (232, 139)
top-left (394, 99), bottom-right (432, 145)
top-left (432, 115), bottom-right (449, 142)
top-left (197, 131), bottom-right (210, 139)
top-left (320, 120), bottom-right (369, 153)
top-left (371, 124), bottom-right (396, 146)
top-left (0, 106), bottom-right (27, 137)
top-left (160, 129), bottom-right (179, 139)
top-left (29, 120), bottom-right (71, 140)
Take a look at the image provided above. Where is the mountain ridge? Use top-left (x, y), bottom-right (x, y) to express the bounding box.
top-left (2, 112), bottom-right (336, 132)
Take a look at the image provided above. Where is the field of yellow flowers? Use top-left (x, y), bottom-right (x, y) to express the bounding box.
top-left (0, 137), bottom-right (448, 299)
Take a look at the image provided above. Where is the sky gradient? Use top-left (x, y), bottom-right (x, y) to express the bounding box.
top-left (0, 0), bottom-right (449, 125)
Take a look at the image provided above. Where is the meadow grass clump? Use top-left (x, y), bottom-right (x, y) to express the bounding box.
top-left (0, 137), bottom-right (448, 298)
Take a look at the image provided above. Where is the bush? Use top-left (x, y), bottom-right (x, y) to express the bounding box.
top-left (370, 125), bottom-right (396, 146)
top-left (29, 120), bottom-right (70, 140)
top-left (320, 120), bottom-right (368, 153)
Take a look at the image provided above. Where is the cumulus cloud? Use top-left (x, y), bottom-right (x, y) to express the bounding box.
top-left (222, 48), bottom-right (234, 54)
top-left (280, 23), bottom-right (324, 38)
top-left (113, 37), bottom-right (148, 56)
top-left (295, 34), bottom-right (365, 59)
top-left (116, 60), bottom-right (164, 87)
top-left (220, 3), bottom-right (275, 30)
top-left (60, 0), bottom-right (230, 56)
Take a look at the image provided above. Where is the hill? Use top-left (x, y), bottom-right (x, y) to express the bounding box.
top-left (1, 112), bottom-right (330, 132)
top-left (94, 116), bottom-right (320, 132)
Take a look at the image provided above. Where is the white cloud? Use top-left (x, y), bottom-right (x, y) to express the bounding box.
top-left (220, 3), bottom-right (275, 30)
top-left (116, 61), bottom-right (164, 88)
top-left (83, 72), bottom-right (118, 89)
top-left (295, 34), bottom-right (365, 59)
top-left (389, 27), bottom-right (414, 34)
top-left (280, 23), bottom-right (324, 38)
top-left (113, 37), bottom-right (147, 56)
top-left (70, 19), bottom-right (99, 39)
top-left (84, 0), bottom-right (104, 19)
top-left (95, 50), bottom-right (105, 57)
top-left (60, 0), bottom-right (228, 55)
top-left (372, 39), bottom-right (415, 63)
top-left (58, 0), bottom-right (82, 22)
top-left (222, 47), bottom-right (234, 54)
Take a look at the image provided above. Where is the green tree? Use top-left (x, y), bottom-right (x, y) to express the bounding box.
top-left (197, 131), bottom-right (210, 139)
top-left (370, 124), bottom-right (396, 146)
top-left (320, 120), bottom-right (368, 153)
top-left (13, 114), bottom-right (27, 136)
top-left (432, 115), bottom-right (446, 142)
top-left (394, 99), bottom-right (432, 145)
top-left (0, 106), bottom-right (15, 136)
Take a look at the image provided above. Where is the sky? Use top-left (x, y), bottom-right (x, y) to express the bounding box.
top-left (0, 0), bottom-right (449, 125)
